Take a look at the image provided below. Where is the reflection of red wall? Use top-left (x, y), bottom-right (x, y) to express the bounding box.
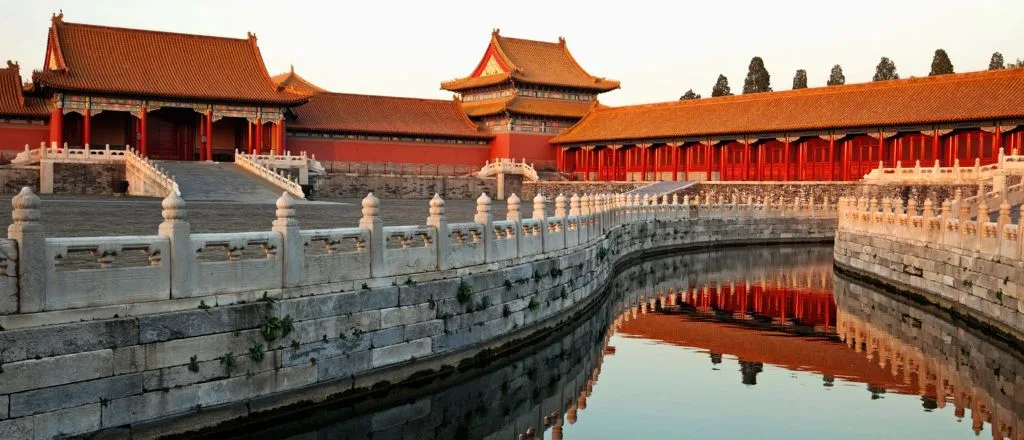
top-left (286, 136), bottom-right (490, 165)
top-left (491, 132), bottom-right (556, 170)
top-left (0, 121), bottom-right (49, 152)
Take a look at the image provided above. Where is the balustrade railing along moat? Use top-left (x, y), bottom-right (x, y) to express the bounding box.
top-left (0, 188), bottom-right (837, 319)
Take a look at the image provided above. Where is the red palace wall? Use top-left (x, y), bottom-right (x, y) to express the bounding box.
top-left (286, 135), bottom-right (490, 166)
top-left (0, 120), bottom-right (49, 153)
top-left (491, 132), bottom-right (557, 171)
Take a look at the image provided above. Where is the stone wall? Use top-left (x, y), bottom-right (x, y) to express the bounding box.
top-left (0, 167), bottom-right (38, 194)
top-left (0, 215), bottom-right (834, 439)
top-left (520, 181), bottom-right (645, 200)
top-left (834, 229), bottom-right (1024, 344)
top-left (314, 174), bottom-right (497, 200)
top-left (681, 182), bottom-right (980, 204)
top-left (51, 163), bottom-right (125, 195)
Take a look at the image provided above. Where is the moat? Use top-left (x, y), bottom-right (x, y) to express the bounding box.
top-left (193, 245), bottom-right (1023, 440)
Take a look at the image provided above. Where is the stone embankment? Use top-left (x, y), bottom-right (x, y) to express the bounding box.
top-left (0, 189), bottom-right (835, 439)
top-left (833, 195), bottom-right (1024, 346)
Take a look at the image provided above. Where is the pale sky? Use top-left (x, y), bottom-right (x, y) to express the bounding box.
top-left (1, 0), bottom-right (1021, 107)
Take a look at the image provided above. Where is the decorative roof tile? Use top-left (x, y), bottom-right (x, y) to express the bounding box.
top-left (0, 61), bottom-right (49, 118)
top-left (271, 66), bottom-right (329, 96)
top-left (461, 95), bottom-right (598, 119)
top-left (552, 68), bottom-right (1024, 145)
top-left (34, 15), bottom-right (306, 105)
top-left (442, 31), bottom-right (619, 93)
top-left (289, 93), bottom-right (492, 139)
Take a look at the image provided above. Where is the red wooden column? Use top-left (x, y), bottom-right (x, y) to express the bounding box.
top-left (139, 106), bottom-right (148, 156)
top-left (706, 142), bottom-right (713, 180)
top-left (639, 146), bottom-right (647, 182)
top-left (278, 119), bottom-right (287, 155)
top-left (671, 144), bottom-right (680, 181)
top-left (933, 129), bottom-right (940, 165)
top-left (205, 110), bottom-right (214, 161)
top-left (254, 118), bottom-right (263, 154)
top-left (742, 139), bottom-right (751, 181)
top-left (719, 143), bottom-right (727, 181)
top-left (877, 130), bottom-right (885, 167)
top-left (82, 109), bottom-right (92, 147)
top-left (841, 139), bottom-right (849, 181)
top-left (783, 138), bottom-right (791, 181)
top-left (684, 145), bottom-right (691, 180)
top-left (49, 105), bottom-right (63, 147)
top-left (756, 143), bottom-right (764, 181)
top-left (827, 134), bottom-right (835, 180)
top-left (625, 147), bottom-right (632, 181)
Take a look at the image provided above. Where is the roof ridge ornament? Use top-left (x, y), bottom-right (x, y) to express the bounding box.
top-left (247, 31), bottom-right (257, 42)
top-left (558, 36), bottom-right (566, 45)
top-left (492, 28), bottom-right (500, 36)
top-left (52, 10), bottom-right (64, 24)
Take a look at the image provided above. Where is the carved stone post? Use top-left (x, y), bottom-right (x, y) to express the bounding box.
top-left (570, 193), bottom-right (581, 217)
top-left (555, 193), bottom-right (568, 218)
top-left (8, 187), bottom-right (45, 312)
top-left (273, 192), bottom-right (304, 288)
top-left (532, 194), bottom-right (546, 220)
top-left (506, 193), bottom-right (522, 258)
top-left (426, 194), bottom-right (449, 270)
top-left (997, 199), bottom-right (1011, 233)
top-left (359, 192), bottom-right (384, 277)
top-left (506, 193), bottom-right (522, 222)
top-left (475, 193), bottom-right (495, 262)
top-left (158, 192), bottom-right (194, 297)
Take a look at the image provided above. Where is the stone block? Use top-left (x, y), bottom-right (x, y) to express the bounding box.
top-left (0, 318), bottom-right (137, 363)
top-left (143, 357), bottom-right (228, 391)
top-left (101, 395), bottom-right (141, 428)
top-left (405, 319), bottom-right (443, 341)
top-left (137, 303), bottom-right (264, 343)
top-left (400, 278), bottom-right (460, 305)
top-left (380, 303), bottom-right (436, 329)
top-left (278, 290), bottom-right (364, 321)
top-left (9, 373), bottom-right (142, 417)
top-left (317, 349), bottom-right (371, 381)
top-left (314, 310), bottom-right (381, 340)
top-left (248, 363), bottom-right (317, 398)
top-left (370, 337), bottom-right (432, 369)
top-left (358, 286), bottom-right (399, 311)
top-left (0, 305), bottom-right (127, 331)
top-left (113, 346), bottom-right (145, 375)
top-left (143, 329), bottom-right (262, 370)
top-left (0, 395), bottom-right (7, 420)
top-left (134, 376), bottom-right (249, 422)
top-left (32, 403), bottom-right (101, 440)
top-left (464, 270), bottom-right (507, 292)
top-left (0, 349), bottom-right (113, 394)
top-left (0, 418), bottom-right (32, 439)
top-left (370, 327), bottom-right (405, 348)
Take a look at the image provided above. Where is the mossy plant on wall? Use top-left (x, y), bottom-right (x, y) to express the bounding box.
top-left (456, 281), bottom-right (473, 304)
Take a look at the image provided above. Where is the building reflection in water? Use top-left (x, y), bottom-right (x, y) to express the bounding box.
top-left (215, 245), bottom-right (1023, 440)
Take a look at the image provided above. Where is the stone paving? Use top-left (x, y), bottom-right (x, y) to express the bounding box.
top-left (0, 195), bottom-right (479, 237)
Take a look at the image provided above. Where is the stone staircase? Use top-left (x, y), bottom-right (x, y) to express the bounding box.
top-left (155, 161), bottom-right (286, 203)
top-left (624, 181), bottom-right (697, 197)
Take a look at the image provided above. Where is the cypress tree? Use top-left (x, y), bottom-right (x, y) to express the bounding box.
top-left (872, 57), bottom-right (899, 81)
top-left (1011, 58), bottom-right (1024, 69)
top-left (680, 89), bottom-right (701, 100)
top-left (929, 49), bottom-right (954, 75)
top-left (792, 69), bottom-right (808, 89)
top-left (711, 74), bottom-right (733, 97)
top-left (826, 65), bottom-right (845, 86)
top-left (989, 52), bottom-right (1005, 70)
top-left (742, 56), bottom-right (772, 94)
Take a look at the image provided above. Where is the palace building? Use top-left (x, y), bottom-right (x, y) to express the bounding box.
top-left (2, 13), bottom-right (1024, 181)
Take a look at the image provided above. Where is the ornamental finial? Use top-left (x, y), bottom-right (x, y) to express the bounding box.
top-left (274, 192), bottom-right (296, 227)
top-left (11, 186), bottom-right (40, 225)
top-left (161, 192), bottom-right (186, 221)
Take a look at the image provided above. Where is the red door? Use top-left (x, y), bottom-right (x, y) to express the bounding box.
top-left (146, 109), bottom-right (196, 160)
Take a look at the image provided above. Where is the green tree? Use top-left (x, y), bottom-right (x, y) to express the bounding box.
top-left (1010, 58), bottom-right (1024, 68)
top-left (792, 69), bottom-right (807, 89)
top-left (929, 49), bottom-right (954, 76)
top-left (742, 56), bottom-right (772, 94)
top-left (872, 57), bottom-right (899, 81)
top-left (827, 64), bottom-right (845, 86)
top-left (989, 52), bottom-right (1005, 70)
top-left (711, 74), bottom-right (733, 97)
top-left (680, 89), bottom-right (701, 100)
